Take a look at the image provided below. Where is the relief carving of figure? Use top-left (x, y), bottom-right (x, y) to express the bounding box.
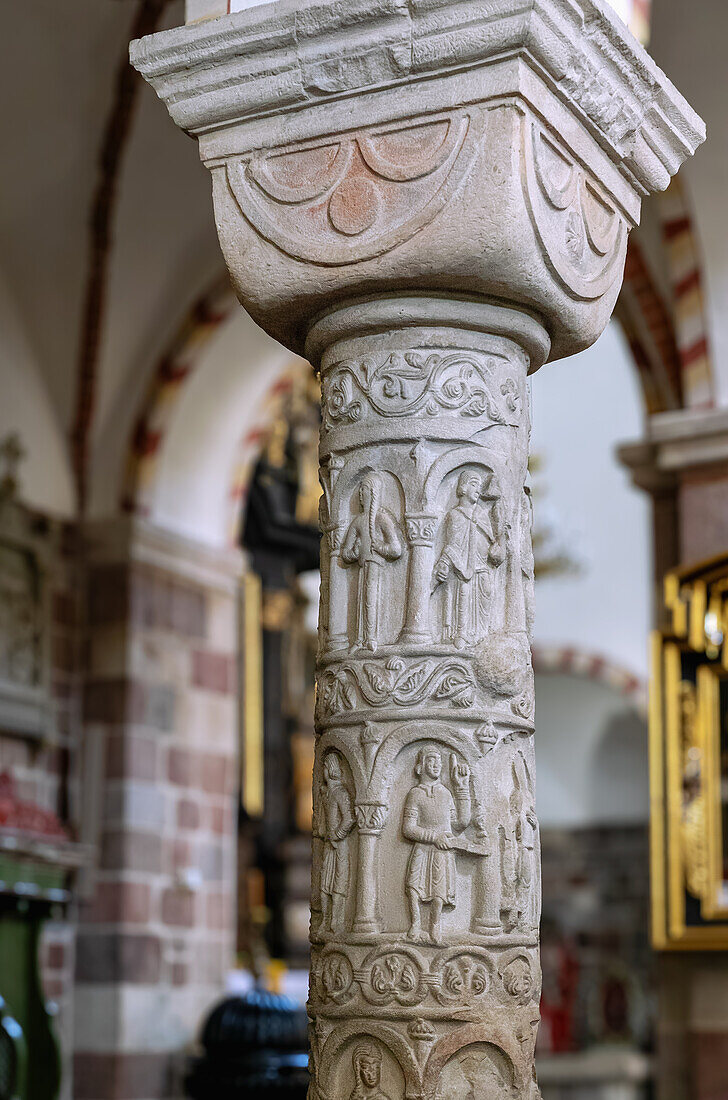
top-left (402, 748), bottom-right (474, 944)
top-left (519, 489), bottom-right (536, 638)
top-left (349, 1043), bottom-right (392, 1100)
top-left (341, 472), bottom-right (403, 651)
top-left (433, 469), bottom-right (505, 648)
top-left (500, 763), bottom-right (539, 932)
top-left (315, 751), bottom-right (355, 933)
top-left (504, 486), bottom-right (535, 636)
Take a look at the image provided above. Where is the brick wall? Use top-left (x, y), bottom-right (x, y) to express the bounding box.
top-left (73, 520), bottom-right (242, 1100)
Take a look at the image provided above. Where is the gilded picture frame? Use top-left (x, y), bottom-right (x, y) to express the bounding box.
top-left (650, 552), bottom-right (728, 950)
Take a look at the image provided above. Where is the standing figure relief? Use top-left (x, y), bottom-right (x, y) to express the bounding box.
top-left (402, 747), bottom-right (480, 945)
top-left (316, 751), bottom-right (356, 934)
top-left (500, 763), bottom-right (540, 933)
top-left (433, 469), bottom-right (505, 648)
top-left (341, 472), bottom-right (403, 652)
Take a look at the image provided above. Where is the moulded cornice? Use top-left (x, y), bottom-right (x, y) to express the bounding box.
top-left (130, 0), bottom-right (704, 196)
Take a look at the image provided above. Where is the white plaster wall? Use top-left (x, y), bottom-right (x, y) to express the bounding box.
top-left (150, 306), bottom-right (302, 546)
top-left (530, 320), bottom-right (651, 680)
top-left (535, 672), bottom-right (648, 828)
top-left (0, 268), bottom-right (75, 517)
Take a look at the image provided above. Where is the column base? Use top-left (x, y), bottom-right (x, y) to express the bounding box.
top-left (398, 629), bottom-right (431, 645)
top-left (471, 919), bottom-right (503, 936)
top-left (352, 919), bottom-right (380, 935)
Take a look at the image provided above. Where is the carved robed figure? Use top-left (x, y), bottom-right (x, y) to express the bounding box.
top-left (341, 472), bottom-right (403, 652)
top-left (434, 469), bottom-right (505, 647)
top-left (316, 751), bottom-right (355, 934)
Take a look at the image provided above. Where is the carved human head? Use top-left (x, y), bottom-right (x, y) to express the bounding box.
top-left (456, 468), bottom-right (483, 503)
top-left (353, 1042), bottom-right (382, 1090)
top-left (324, 751), bottom-right (343, 783)
top-left (415, 747), bottom-right (442, 781)
top-left (358, 471), bottom-right (382, 511)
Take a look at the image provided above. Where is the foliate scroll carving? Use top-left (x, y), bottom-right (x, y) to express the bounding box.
top-left (227, 113), bottom-right (481, 265)
top-left (317, 657), bottom-right (476, 720)
top-left (523, 121), bottom-right (628, 301)
top-left (322, 351), bottom-right (520, 429)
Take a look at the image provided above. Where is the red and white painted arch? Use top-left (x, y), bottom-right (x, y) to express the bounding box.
top-left (531, 643), bottom-right (647, 713)
top-left (659, 176), bottom-right (715, 410)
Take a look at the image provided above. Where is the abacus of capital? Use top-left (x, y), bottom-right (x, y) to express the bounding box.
top-left (132, 3), bottom-right (703, 1096)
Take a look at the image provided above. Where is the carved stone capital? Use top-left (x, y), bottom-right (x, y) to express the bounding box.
top-left (355, 801), bottom-right (388, 835)
top-left (404, 514), bottom-right (438, 547)
top-left (132, 0), bottom-right (703, 360)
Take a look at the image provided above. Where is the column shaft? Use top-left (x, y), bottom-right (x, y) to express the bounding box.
top-left (309, 299), bottom-right (544, 1100)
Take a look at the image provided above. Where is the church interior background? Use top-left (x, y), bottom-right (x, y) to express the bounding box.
top-left (2, 1), bottom-right (728, 1098)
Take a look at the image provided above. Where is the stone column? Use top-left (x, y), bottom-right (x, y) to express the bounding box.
top-left (132, 3), bottom-right (703, 1096)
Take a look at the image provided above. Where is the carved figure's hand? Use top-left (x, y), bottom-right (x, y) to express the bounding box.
top-left (434, 557), bottom-right (450, 583)
top-left (450, 754), bottom-right (470, 792)
top-left (436, 834), bottom-right (453, 850)
top-left (489, 539), bottom-right (506, 567)
top-left (341, 534), bottom-right (360, 565)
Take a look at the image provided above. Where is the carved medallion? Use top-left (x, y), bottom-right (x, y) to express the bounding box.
top-left (362, 948), bottom-right (426, 1007)
top-left (318, 951), bottom-right (356, 1004)
top-left (437, 954), bottom-right (490, 1003)
top-left (500, 955), bottom-right (536, 1005)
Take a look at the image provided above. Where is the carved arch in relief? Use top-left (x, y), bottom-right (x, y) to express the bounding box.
top-left (329, 452), bottom-right (414, 527)
top-left (421, 444), bottom-right (508, 513)
top-left (521, 118), bottom-right (629, 302)
top-left (226, 111), bottom-right (483, 266)
top-left (369, 720), bottom-right (481, 803)
top-left (423, 1021), bottom-right (527, 1099)
top-left (318, 1021), bottom-right (422, 1100)
top-left (315, 730), bottom-right (369, 802)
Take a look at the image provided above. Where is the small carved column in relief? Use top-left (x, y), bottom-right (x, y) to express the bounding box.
top-left (353, 802), bottom-right (387, 935)
top-left (400, 515), bottom-right (438, 644)
top-left (324, 523), bottom-right (348, 653)
top-left (132, 4), bottom-right (703, 1096)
